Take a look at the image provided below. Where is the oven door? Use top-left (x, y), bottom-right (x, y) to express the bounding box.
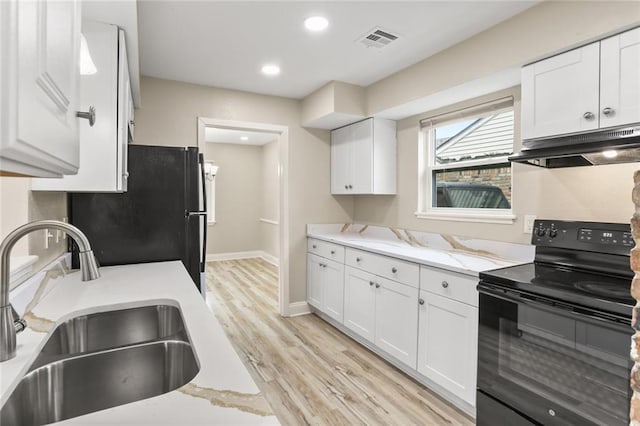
top-left (477, 283), bottom-right (632, 426)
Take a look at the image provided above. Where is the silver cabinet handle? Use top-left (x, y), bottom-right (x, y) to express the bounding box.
top-left (583, 111), bottom-right (595, 121)
top-left (356, 257), bottom-right (361, 262)
top-left (391, 267), bottom-right (397, 273)
top-left (369, 281), bottom-right (374, 286)
top-left (76, 106), bottom-right (96, 127)
top-left (344, 185), bottom-right (348, 190)
top-left (441, 281), bottom-right (449, 288)
top-left (129, 119), bottom-right (135, 126)
top-left (348, 185), bottom-right (353, 189)
top-left (123, 172), bottom-right (129, 179)
top-left (602, 107), bottom-right (614, 116)
top-left (419, 298), bottom-right (425, 305)
top-left (312, 244), bottom-right (317, 249)
top-left (375, 283), bottom-right (381, 289)
top-left (331, 250), bottom-right (335, 254)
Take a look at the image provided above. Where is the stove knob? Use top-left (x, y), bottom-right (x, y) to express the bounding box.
top-left (549, 228), bottom-right (558, 238)
top-left (536, 227), bottom-right (547, 237)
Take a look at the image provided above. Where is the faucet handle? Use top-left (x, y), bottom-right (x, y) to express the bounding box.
top-left (11, 305), bottom-right (26, 333)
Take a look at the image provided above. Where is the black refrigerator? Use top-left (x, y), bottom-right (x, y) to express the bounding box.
top-left (69, 145), bottom-right (207, 294)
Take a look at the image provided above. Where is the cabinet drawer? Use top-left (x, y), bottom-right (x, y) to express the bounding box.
top-left (307, 238), bottom-right (345, 263)
top-left (420, 266), bottom-right (478, 307)
top-left (346, 248), bottom-right (419, 288)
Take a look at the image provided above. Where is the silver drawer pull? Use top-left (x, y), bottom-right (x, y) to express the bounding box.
top-left (369, 281), bottom-right (374, 286)
top-left (441, 281), bottom-right (449, 288)
top-left (312, 244), bottom-right (317, 249)
top-left (375, 283), bottom-right (381, 289)
top-left (356, 257), bottom-right (361, 262)
top-left (331, 250), bottom-right (335, 254)
top-left (583, 111), bottom-right (595, 120)
top-left (419, 298), bottom-right (425, 305)
top-left (602, 107), bottom-right (614, 116)
top-left (391, 267), bottom-right (397, 273)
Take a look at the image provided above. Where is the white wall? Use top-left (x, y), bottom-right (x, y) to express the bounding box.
top-left (134, 76), bottom-right (354, 303)
top-left (203, 143), bottom-right (262, 255)
top-left (260, 140), bottom-right (279, 261)
top-left (0, 177), bottom-right (68, 276)
top-left (353, 88), bottom-right (636, 244)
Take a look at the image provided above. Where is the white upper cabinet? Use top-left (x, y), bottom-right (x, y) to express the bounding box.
top-left (32, 21), bottom-right (133, 192)
top-left (0, 0), bottom-right (82, 177)
top-left (330, 117), bottom-right (396, 195)
top-left (522, 27), bottom-right (640, 140)
top-left (600, 28), bottom-right (640, 129)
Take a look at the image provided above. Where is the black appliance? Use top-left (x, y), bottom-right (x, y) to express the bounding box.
top-left (69, 145), bottom-right (207, 294)
top-left (509, 124), bottom-right (640, 168)
top-left (477, 220), bottom-right (634, 426)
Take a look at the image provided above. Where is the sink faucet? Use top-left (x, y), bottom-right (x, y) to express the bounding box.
top-left (0, 220), bottom-right (100, 362)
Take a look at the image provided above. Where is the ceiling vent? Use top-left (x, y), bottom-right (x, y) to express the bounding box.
top-left (357, 27), bottom-right (400, 49)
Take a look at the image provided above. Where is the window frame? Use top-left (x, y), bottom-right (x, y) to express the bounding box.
top-left (416, 99), bottom-right (516, 224)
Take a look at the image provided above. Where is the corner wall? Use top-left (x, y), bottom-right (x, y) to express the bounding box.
top-left (134, 77), bottom-right (355, 303)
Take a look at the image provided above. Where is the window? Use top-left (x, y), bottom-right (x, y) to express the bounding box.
top-left (204, 162), bottom-right (218, 223)
top-left (417, 97), bottom-right (515, 223)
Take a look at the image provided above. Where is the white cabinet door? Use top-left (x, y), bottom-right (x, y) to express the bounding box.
top-left (330, 125), bottom-right (350, 194)
top-left (521, 43), bottom-right (600, 140)
top-left (600, 27), bottom-right (640, 129)
top-left (307, 254), bottom-right (323, 309)
top-left (322, 258), bottom-right (344, 323)
top-left (32, 22), bottom-right (130, 192)
top-left (344, 266), bottom-right (376, 343)
top-left (417, 291), bottom-right (478, 406)
top-left (116, 28), bottom-right (131, 192)
top-left (349, 118), bottom-right (373, 194)
top-left (0, 0), bottom-right (81, 177)
top-left (374, 277), bottom-right (419, 369)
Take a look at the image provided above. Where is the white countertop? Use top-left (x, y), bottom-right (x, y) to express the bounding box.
top-left (1, 260), bottom-right (278, 425)
top-left (308, 224), bottom-right (534, 276)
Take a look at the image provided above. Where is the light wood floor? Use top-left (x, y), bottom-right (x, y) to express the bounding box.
top-left (206, 258), bottom-right (475, 426)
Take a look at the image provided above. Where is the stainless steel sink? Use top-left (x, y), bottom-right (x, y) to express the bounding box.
top-left (0, 304), bottom-right (200, 426)
top-left (31, 304), bottom-right (188, 370)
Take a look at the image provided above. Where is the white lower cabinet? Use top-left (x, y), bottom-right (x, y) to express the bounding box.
top-left (343, 266), bottom-right (376, 342)
top-left (344, 266), bottom-right (418, 369)
top-left (307, 238), bottom-right (479, 413)
top-left (306, 253), bottom-right (345, 323)
top-left (417, 290), bottom-right (478, 406)
top-left (375, 277), bottom-right (419, 368)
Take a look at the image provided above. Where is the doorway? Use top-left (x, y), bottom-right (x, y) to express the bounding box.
top-left (197, 118), bottom-right (289, 316)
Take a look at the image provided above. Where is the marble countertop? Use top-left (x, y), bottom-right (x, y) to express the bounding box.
top-left (1, 260), bottom-right (278, 425)
top-left (307, 224), bottom-right (534, 277)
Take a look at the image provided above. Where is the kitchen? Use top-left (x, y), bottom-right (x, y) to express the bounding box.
top-left (1, 1), bottom-right (639, 425)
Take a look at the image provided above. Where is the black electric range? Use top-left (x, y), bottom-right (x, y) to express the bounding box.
top-left (477, 220), bottom-right (634, 426)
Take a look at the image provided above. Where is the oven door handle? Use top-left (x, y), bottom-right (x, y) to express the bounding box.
top-left (478, 284), bottom-right (629, 326)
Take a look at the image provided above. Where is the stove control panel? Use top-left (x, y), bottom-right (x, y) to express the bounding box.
top-left (533, 220), bottom-right (633, 255)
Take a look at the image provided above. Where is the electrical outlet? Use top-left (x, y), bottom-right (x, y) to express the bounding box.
top-left (523, 215), bottom-right (537, 234)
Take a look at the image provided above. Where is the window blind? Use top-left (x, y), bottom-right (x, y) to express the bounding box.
top-left (420, 96), bottom-right (514, 129)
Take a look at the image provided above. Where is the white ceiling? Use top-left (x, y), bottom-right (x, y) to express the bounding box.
top-left (137, 1), bottom-right (538, 100)
top-left (205, 127), bottom-right (279, 145)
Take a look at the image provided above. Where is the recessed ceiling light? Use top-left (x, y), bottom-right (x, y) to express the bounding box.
top-left (304, 16), bottom-right (329, 32)
top-left (602, 150), bottom-right (618, 159)
top-left (240, 136), bottom-right (249, 141)
top-left (261, 64), bottom-right (280, 76)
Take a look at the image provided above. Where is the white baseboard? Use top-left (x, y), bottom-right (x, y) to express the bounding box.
top-left (287, 301), bottom-right (311, 317)
top-left (260, 252), bottom-right (279, 267)
top-left (206, 250), bottom-right (279, 267)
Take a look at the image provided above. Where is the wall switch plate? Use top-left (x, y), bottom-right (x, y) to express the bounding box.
top-left (524, 215), bottom-right (536, 234)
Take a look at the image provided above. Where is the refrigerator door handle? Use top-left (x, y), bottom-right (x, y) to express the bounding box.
top-left (198, 154), bottom-right (208, 276)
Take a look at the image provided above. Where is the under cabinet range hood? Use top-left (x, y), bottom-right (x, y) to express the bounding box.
top-left (509, 124), bottom-right (640, 168)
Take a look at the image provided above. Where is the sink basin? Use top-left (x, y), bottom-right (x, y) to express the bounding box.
top-left (31, 304), bottom-right (188, 370)
top-left (0, 304), bottom-right (200, 426)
